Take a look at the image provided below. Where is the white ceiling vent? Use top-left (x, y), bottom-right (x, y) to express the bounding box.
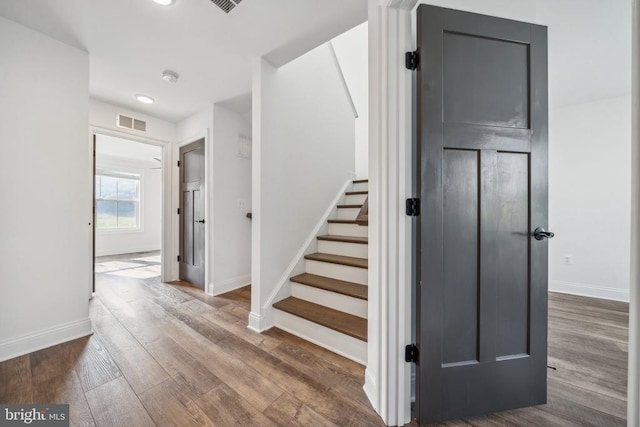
top-left (211, 0), bottom-right (242, 14)
top-left (117, 114), bottom-right (147, 133)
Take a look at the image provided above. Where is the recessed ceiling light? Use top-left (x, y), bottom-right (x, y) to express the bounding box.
top-left (136, 94), bottom-right (155, 104)
top-left (161, 70), bottom-right (179, 83)
top-left (153, 0), bottom-right (175, 5)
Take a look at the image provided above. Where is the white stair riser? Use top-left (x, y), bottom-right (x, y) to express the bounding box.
top-left (291, 283), bottom-right (367, 319)
top-left (337, 207), bottom-right (361, 220)
top-left (273, 309), bottom-right (367, 365)
top-left (328, 223), bottom-right (368, 238)
top-left (345, 194), bottom-right (367, 205)
top-left (352, 182), bottom-right (368, 192)
top-left (318, 240), bottom-right (368, 258)
top-left (305, 260), bottom-right (368, 285)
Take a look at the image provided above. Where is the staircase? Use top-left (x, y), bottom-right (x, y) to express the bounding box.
top-left (273, 179), bottom-right (369, 364)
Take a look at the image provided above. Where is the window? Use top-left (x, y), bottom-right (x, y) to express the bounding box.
top-left (95, 171), bottom-right (140, 229)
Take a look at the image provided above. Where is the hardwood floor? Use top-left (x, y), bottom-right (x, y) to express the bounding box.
top-left (0, 253), bottom-right (629, 426)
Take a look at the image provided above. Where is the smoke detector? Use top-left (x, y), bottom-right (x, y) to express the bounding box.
top-left (161, 70), bottom-right (179, 83)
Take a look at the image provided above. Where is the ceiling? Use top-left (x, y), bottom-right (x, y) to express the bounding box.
top-left (0, 0), bottom-right (630, 123)
top-left (0, 0), bottom-right (367, 123)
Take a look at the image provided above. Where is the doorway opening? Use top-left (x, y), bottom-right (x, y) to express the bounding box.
top-left (93, 133), bottom-right (164, 293)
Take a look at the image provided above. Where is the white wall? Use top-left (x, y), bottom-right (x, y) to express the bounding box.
top-left (212, 105), bottom-right (252, 294)
top-left (332, 22), bottom-right (369, 179)
top-left (0, 16), bottom-right (92, 361)
top-left (250, 44), bottom-right (356, 330)
top-left (90, 98), bottom-right (177, 143)
top-left (95, 154), bottom-right (163, 257)
top-left (549, 96), bottom-right (631, 301)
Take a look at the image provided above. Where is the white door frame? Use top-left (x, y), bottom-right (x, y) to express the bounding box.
top-left (90, 126), bottom-right (173, 285)
top-left (629, 2), bottom-right (639, 425)
top-left (174, 130), bottom-right (213, 294)
top-left (366, 1), bottom-right (416, 425)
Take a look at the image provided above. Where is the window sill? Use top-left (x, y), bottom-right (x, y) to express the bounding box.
top-left (96, 227), bottom-right (144, 235)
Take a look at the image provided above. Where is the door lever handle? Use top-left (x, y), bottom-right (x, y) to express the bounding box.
top-left (533, 227), bottom-right (554, 241)
top-left (196, 219), bottom-right (205, 224)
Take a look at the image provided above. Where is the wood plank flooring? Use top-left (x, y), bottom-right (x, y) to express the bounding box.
top-left (0, 252), bottom-right (629, 426)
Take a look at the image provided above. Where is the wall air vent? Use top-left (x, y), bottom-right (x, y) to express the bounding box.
top-left (116, 114), bottom-right (147, 133)
top-left (211, 0), bottom-right (242, 14)
top-left (133, 119), bottom-right (147, 132)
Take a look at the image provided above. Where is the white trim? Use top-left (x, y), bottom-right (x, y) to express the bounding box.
top-left (0, 318), bottom-right (93, 363)
top-left (366, 1), bottom-right (416, 425)
top-left (629, 2), bottom-right (640, 425)
top-left (273, 309), bottom-right (367, 364)
top-left (550, 280), bottom-right (630, 302)
top-left (261, 179), bottom-right (353, 311)
top-left (327, 41), bottom-right (359, 119)
top-left (211, 275), bottom-right (251, 296)
top-left (247, 311), bottom-right (269, 333)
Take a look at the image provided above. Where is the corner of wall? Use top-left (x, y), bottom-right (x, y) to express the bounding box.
top-left (0, 318), bottom-right (93, 363)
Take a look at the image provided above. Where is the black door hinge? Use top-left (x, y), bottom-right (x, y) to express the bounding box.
top-left (405, 50), bottom-right (419, 70)
top-left (177, 208), bottom-right (181, 215)
top-left (177, 255), bottom-right (180, 262)
top-left (405, 344), bottom-right (419, 363)
top-left (177, 160), bottom-right (181, 167)
top-left (406, 198), bottom-right (420, 216)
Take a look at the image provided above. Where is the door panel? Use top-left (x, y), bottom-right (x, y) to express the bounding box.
top-left (442, 149), bottom-right (480, 366)
top-left (183, 190), bottom-right (194, 266)
top-left (495, 152), bottom-right (530, 358)
top-left (179, 139), bottom-right (205, 288)
top-left (443, 32), bottom-right (529, 129)
top-left (416, 5), bottom-right (549, 423)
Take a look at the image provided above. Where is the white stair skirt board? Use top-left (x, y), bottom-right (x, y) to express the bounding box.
top-left (328, 223), bottom-right (368, 238)
top-left (305, 259), bottom-right (368, 285)
top-left (338, 207), bottom-right (362, 220)
top-left (318, 240), bottom-right (368, 258)
top-left (345, 194), bottom-right (368, 205)
top-left (291, 282), bottom-right (368, 318)
top-left (352, 182), bottom-right (369, 192)
top-left (273, 309), bottom-right (367, 365)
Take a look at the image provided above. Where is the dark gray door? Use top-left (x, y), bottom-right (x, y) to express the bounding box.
top-left (415, 5), bottom-right (549, 423)
top-left (179, 139), bottom-right (205, 288)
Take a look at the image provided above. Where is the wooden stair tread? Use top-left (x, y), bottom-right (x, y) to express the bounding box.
top-left (273, 297), bottom-right (367, 341)
top-left (345, 191), bottom-right (368, 195)
top-left (290, 273), bottom-right (368, 300)
top-left (317, 235), bottom-right (368, 244)
top-left (304, 253), bottom-right (368, 269)
top-left (337, 204), bottom-right (362, 209)
top-left (353, 179), bottom-right (368, 184)
top-left (327, 219), bottom-right (362, 224)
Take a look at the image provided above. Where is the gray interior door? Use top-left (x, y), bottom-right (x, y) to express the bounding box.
top-left (179, 139), bottom-right (205, 289)
top-left (415, 5), bottom-right (550, 423)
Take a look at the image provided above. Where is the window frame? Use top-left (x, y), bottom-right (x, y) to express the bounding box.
top-left (95, 169), bottom-right (142, 232)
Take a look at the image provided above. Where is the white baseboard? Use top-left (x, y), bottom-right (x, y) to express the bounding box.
top-left (550, 280), bottom-right (629, 302)
top-left (211, 274), bottom-right (251, 296)
top-left (363, 368), bottom-right (379, 413)
top-left (247, 311), bottom-right (272, 333)
top-left (0, 318), bottom-right (93, 363)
